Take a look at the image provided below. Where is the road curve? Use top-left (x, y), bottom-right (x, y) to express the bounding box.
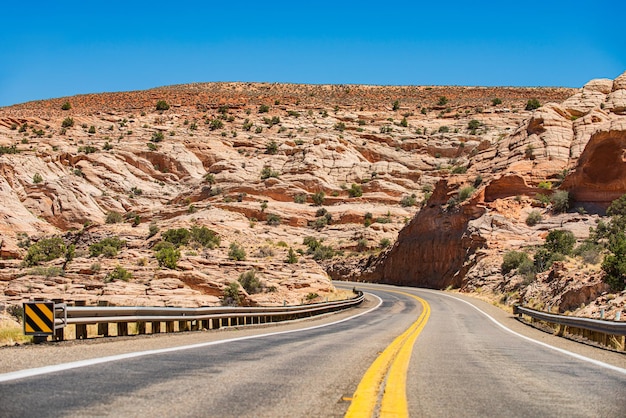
top-left (1, 283), bottom-right (625, 417)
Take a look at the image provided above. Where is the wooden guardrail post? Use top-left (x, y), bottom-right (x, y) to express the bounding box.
top-left (179, 320), bottom-right (189, 332)
top-left (166, 321), bottom-right (175, 333)
top-left (137, 321), bottom-right (146, 335)
top-left (74, 301), bottom-right (88, 339)
top-left (151, 321), bottom-right (161, 333)
top-left (97, 301), bottom-right (109, 337)
top-left (117, 322), bottom-right (128, 336)
top-left (211, 318), bottom-right (220, 329)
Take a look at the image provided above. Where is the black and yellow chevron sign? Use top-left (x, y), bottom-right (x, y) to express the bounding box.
top-left (23, 302), bottom-right (55, 336)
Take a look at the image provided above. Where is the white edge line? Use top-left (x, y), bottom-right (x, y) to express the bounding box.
top-left (418, 288), bottom-right (626, 376)
top-left (0, 293), bottom-right (383, 383)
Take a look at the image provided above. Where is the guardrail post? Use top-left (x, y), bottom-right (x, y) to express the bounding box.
top-left (166, 321), bottom-right (175, 333)
top-left (117, 322), bottom-right (128, 336)
top-left (201, 319), bottom-right (209, 330)
top-left (151, 321), bottom-right (161, 333)
top-left (137, 321), bottom-right (146, 335)
top-left (211, 318), bottom-right (220, 329)
top-left (53, 298), bottom-right (65, 341)
top-left (97, 301), bottom-right (109, 337)
top-left (75, 301), bottom-right (88, 339)
top-left (191, 320), bottom-right (200, 331)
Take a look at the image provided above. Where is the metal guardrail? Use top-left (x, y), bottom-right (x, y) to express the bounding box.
top-left (41, 291), bottom-right (364, 342)
top-left (513, 305), bottom-right (626, 351)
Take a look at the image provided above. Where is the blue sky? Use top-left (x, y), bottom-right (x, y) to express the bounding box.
top-left (1, 1), bottom-right (624, 107)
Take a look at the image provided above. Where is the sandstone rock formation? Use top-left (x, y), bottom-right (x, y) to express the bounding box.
top-left (0, 74), bottom-right (624, 321)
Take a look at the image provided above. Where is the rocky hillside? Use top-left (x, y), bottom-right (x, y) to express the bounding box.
top-left (349, 72), bottom-right (626, 319)
top-left (2, 76), bottom-right (620, 317)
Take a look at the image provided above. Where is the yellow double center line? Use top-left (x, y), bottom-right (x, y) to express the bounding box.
top-left (345, 289), bottom-right (431, 418)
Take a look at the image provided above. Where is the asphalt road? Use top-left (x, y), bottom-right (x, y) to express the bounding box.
top-left (1, 283), bottom-right (625, 417)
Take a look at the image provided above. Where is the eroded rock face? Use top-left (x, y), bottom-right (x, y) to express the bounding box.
top-left (347, 71), bottom-right (626, 317)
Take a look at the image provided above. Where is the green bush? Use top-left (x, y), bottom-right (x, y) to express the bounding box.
top-left (492, 98), bottom-right (502, 106)
top-left (285, 247), bottom-right (298, 264)
top-left (525, 210), bottom-right (543, 226)
top-left (222, 282), bottom-right (241, 306)
top-left (156, 100), bottom-right (170, 111)
top-left (148, 224), bottom-right (159, 238)
top-left (525, 99), bottom-right (541, 111)
top-left (380, 238), bottom-right (391, 248)
top-left (258, 104), bottom-right (270, 113)
top-left (458, 186), bottom-right (475, 201)
top-left (311, 191), bottom-right (325, 206)
top-left (190, 226), bottom-right (220, 249)
top-left (162, 228), bottom-right (191, 247)
top-left (105, 211), bottom-right (123, 224)
top-left (106, 265), bottom-right (132, 282)
top-left (209, 119), bottom-right (223, 130)
top-left (602, 233), bottom-right (626, 291)
top-left (32, 173), bottom-right (43, 184)
top-left (551, 190), bottom-right (570, 213)
top-left (238, 269), bottom-right (261, 294)
top-left (501, 251), bottom-right (531, 274)
top-left (266, 213), bottom-right (282, 226)
top-left (293, 194), bottom-right (306, 204)
top-left (89, 237), bottom-right (125, 257)
top-left (61, 101), bottom-right (71, 110)
top-left (348, 184), bottom-right (363, 198)
top-left (400, 194), bottom-right (417, 207)
top-left (23, 237), bottom-right (67, 266)
top-left (61, 117), bottom-right (74, 128)
top-left (392, 100), bottom-right (400, 111)
top-left (154, 241), bottom-right (180, 269)
top-left (266, 140), bottom-right (279, 155)
top-left (151, 131), bottom-right (164, 143)
top-left (437, 96), bottom-right (448, 106)
top-left (260, 166), bottom-right (279, 180)
top-left (229, 242), bottom-right (246, 261)
top-left (544, 230), bottom-right (576, 255)
top-left (467, 119), bottom-right (481, 134)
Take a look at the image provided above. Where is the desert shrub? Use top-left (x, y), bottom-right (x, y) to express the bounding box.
top-left (538, 181), bottom-right (552, 190)
top-left (525, 210), bottom-right (543, 226)
top-left (437, 96), bottom-right (448, 106)
top-left (148, 224), bottom-right (159, 238)
top-left (155, 100), bottom-right (170, 111)
top-left (266, 140), bottom-right (279, 154)
top-left (501, 251), bottom-right (531, 275)
top-left (88, 126), bottom-right (96, 134)
top-left (312, 244), bottom-right (336, 261)
top-left (380, 238), bottom-right (391, 248)
top-left (154, 241), bottom-right (180, 269)
top-left (294, 194), bottom-right (306, 204)
top-left (303, 236), bottom-right (321, 252)
top-left (492, 98), bottom-right (502, 106)
top-left (162, 228), bottom-right (191, 247)
top-left (451, 165), bottom-right (467, 174)
top-left (458, 186), bottom-right (475, 201)
top-left (550, 190), bottom-right (569, 213)
top-left (258, 104), bottom-right (270, 113)
top-left (525, 99), bottom-right (541, 111)
top-left (89, 237), bottom-right (124, 257)
top-left (306, 292), bottom-right (319, 301)
top-left (229, 242), bottom-right (246, 261)
top-left (209, 119), bottom-right (223, 130)
top-left (61, 101), bottom-right (71, 110)
top-left (438, 126), bottom-right (449, 133)
top-left (400, 194), bottom-right (417, 207)
top-left (392, 100), bottom-right (400, 110)
top-left (266, 213), bottom-right (282, 226)
top-left (190, 226), bottom-right (220, 249)
top-left (61, 117), bottom-right (74, 128)
top-left (545, 229), bottom-right (576, 255)
top-left (348, 183), bottom-right (363, 198)
top-left (285, 247), bottom-right (298, 264)
top-left (147, 142), bottom-right (158, 151)
top-left (602, 234), bottom-right (626, 291)
top-left (32, 173), bottom-right (43, 184)
top-left (23, 237), bottom-right (67, 266)
top-left (222, 282), bottom-right (241, 306)
top-left (533, 247), bottom-right (564, 272)
top-left (260, 166), bottom-right (279, 180)
top-left (105, 211), bottom-right (123, 224)
top-left (311, 191), bottom-right (325, 206)
top-left (151, 131), bottom-right (164, 143)
top-left (0, 145), bottom-right (19, 155)
top-left (574, 241), bottom-right (602, 264)
top-left (535, 193), bottom-right (551, 206)
top-left (334, 122), bottom-right (346, 132)
top-left (238, 269), bottom-right (261, 294)
top-left (467, 119), bottom-right (481, 134)
top-left (106, 265), bottom-right (131, 282)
